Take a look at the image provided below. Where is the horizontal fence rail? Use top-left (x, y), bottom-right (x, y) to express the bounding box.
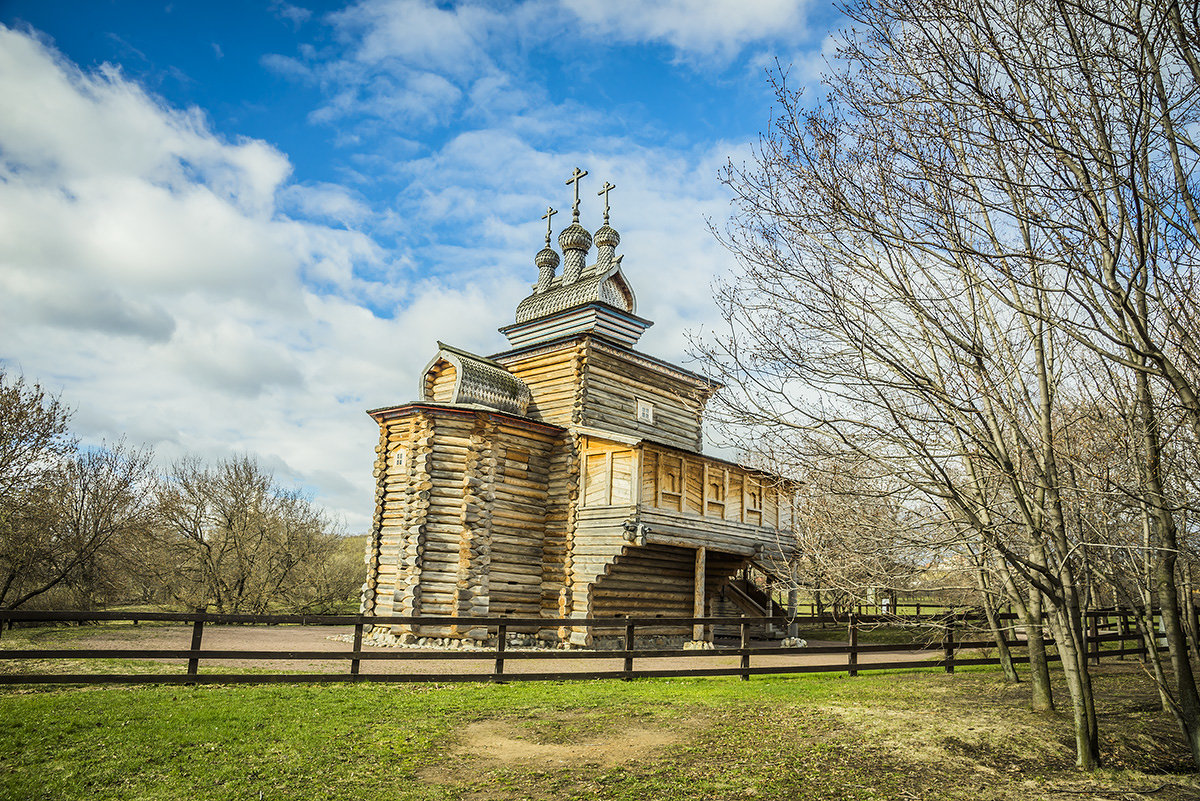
top-left (0, 608), bottom-right (1172, 686)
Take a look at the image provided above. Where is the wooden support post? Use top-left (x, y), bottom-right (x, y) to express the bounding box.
top-left (494, 624), bottom-right (507, 680)
top-left (187, 618), bottom-right (205, 678)
top-left (915, 602), bottom-right (921, 619)
top-left (740, 615), bottom-right (750, 681)
top-left (943, 621), bottom-right (955, 674)
top-left (692, 546), bottom-right (706, 642)
top-left (848, 615), bottom-right (858, 677)
top-left (351, 619), bottom-right (364, 676)
top-left (623, 619), bottom-right (635, 680)
top-left (787, 587), bottom-right (798, 639)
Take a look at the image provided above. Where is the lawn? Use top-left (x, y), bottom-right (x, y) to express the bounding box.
top-left (2, 664), bottom-right (1198, 801)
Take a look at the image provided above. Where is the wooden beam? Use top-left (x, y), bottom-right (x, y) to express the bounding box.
top-left (693, 546), bottom-right (707, 641)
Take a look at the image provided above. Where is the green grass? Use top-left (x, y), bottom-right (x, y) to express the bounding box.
top-left (2, 665), bottom-right (1198, 801)
top-left (0, 677), bottom-right (907, 801)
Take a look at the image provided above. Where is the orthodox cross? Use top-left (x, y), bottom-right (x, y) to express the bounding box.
top-left (541, 206), bottom-right (557, 245)
top-left (597, 181), bottom-right (616, 225)
top-left (565, 167), bottom-right (588, 221)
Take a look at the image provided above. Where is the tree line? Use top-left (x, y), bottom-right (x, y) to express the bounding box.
top-left (704, 0), bottom-right (1200, 771)
top-left (0, 372), bottom-right (362, 614)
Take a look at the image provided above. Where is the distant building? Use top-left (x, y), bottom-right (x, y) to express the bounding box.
top-left (362, 170), bottom-right (796, 645)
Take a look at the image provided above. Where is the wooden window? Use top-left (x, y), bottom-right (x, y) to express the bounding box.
top-left (704, 465), bottom-right (727, 519)
top-left (709, 478), bottom-right (725, 502)
top-left (636, 398), bottom-right (655, 424)
top-left (391, 447), bottom-right (407, 470)
top-left (665, 466), bottom-right (681, 493)
top-left (656, 453), bottom-right (684, 511)
top-left (744, 477), bottom-right (763, 527)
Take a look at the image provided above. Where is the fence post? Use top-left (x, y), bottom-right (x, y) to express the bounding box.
top-left (848, 614), bottom-right (858, 677)
top-left (187, 616), bottom-right (205, 679)
top-left (915, 602), bottom-right (921, 620)
top-left (351, 617), bottom-right (364, 676)
top-left (493, 624), bottom-right (507, 681)
top-left (1088, 611), bottom-right (1100, 666)
top-left (740, 615), bottom-right (750, 681)
top-left (943, 620), bottom-right (955, 674)
top-left (1137, 610), bottom-right (1148, 662)
top-left (623, 618), bottom-right (635, 680)
top-left (1117, 611), bottom-right (1128, 660)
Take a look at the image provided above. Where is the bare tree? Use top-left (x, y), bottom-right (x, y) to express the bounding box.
top-left (0, 375), bottom-right (155, 609)
top-left (0, 372), bottom-right (76, 608)
top-left (704, 0), bottom-right (1200, 770)
top-left (156, 456), bottom-right (345, 614)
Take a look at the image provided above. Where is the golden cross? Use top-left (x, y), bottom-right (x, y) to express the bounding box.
top-left (597, 181), bottom-right (616, 225)
top-left (565, 167), bottom-right (588, 221)
top-left (541, 206), bottom-right (557, 245)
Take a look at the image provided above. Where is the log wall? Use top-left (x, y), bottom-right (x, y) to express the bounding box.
top-left (425, 361), bottom-right (456, 403)
top-left (577, 341), bottom-right (708, 452)
top-left (365, 407), bottom-right (557, 638)
top-left (498, 341), bottom-right (582, 427)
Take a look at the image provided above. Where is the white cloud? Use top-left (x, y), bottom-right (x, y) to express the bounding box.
top-left (279, 181), bottom-right (373, 226)
top-left (0, 25), bottom-right (455, 531)
top-left (0, 5), bottom-right (767, 532)
top-left (563, 0), bottom-right (812, 60)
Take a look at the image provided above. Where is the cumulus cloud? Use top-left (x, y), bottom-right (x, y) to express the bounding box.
top-left (0, 24), bottom-right (500, 530)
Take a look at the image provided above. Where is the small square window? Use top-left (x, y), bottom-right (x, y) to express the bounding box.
top-left (636, 399), bottom-right (654, 424)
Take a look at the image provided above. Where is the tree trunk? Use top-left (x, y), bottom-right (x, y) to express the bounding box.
top-left (1025, 601), bottom-right (1053, 711)
top-left (977, 568), bottom-right (1019, 684)
top-left (1046, 604), bottom-right (1101, 770)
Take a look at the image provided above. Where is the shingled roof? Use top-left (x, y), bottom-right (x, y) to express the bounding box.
top-left (420, 342), bottom-right (532, 416)
top-left (514, 258), bottom-right (635, 324)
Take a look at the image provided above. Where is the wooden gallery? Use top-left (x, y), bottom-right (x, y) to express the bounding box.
top-left (361, 170), bottom-right (798, 645)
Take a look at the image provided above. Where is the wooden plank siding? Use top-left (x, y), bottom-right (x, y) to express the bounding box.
top-left (495, 336), bottom-right (714, 453)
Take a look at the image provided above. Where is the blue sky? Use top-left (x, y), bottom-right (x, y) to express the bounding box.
top-left (0, 1), bottom-right (840, 530)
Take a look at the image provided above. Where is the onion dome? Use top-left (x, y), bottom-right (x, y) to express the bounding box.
top-left (535, 246), bottom-right (559, 293)
top-left (594, 223), bottom-right (620, 249)
top-left (558, 222), bottom-right (593, 253)
top-left (535, 246), bottom-right (560, 270)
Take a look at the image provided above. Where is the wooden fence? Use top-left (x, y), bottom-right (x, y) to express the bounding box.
top-left (0, 608), bottom-right (1166, 685)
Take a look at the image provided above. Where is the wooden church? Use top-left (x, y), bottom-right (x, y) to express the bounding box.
top-left (361, 169), bottom-right (797, 645)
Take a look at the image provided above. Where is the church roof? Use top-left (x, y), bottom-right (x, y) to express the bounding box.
top-left (514, 258), bottom-right (635, 324)
top-left (420, 342), bottom-right (532, 416)
top-left (506, 170), bottom-right (651, 348)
